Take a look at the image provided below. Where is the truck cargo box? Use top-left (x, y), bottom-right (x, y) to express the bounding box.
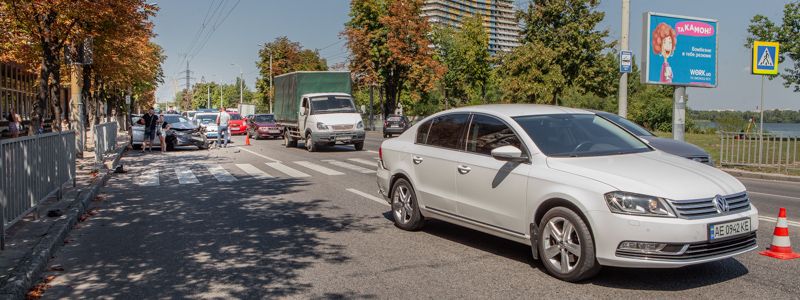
top-left (273, 71), bottom-right (352, 124)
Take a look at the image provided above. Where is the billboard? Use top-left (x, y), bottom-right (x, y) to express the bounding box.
top-left (641, 12), bottom-right (718, 88)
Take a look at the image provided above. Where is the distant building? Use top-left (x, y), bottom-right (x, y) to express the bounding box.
top-left (422, 0), bottom-right (521, 54)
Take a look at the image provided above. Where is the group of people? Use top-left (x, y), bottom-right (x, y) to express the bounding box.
top-left (137, 106), bottom-right (233, 153)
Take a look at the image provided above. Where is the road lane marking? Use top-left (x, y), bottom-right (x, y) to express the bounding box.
top-left (175, 167), bottom-right (199, 184)
top-left (759, 216), bottom-right (800, 228)
top-left (237, 146), bottom-right (280, 162)
top-left (235, 163), bottom-right (273, 178)
top-left (136, 169), bottom-right (160, 186)
top-left (348, 158), bottom-right (377, 167)
top-left (207, 165), bottom-right (237, 182)
top-left (322, 160), bottom-right (376, 174)
top-left (265, 162), bottom-right (311, 178)
top-left (749, 191), bottom-right (800, 201)
top-left (294, 161), bottom-right (345, 176)
top-left (366, 150), bottom-right (379, 154)
top-left (347, 188), bottom-right (390, 207)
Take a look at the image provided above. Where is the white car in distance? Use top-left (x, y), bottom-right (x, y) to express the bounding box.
top-left (376, 104), bottom-right (758, 282)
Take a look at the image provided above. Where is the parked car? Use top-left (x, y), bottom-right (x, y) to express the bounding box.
top-left (194, 112), bottom-right (220, 139)
top-left (383, 114), bottom-right (411, 138)
top-left (592, 110), bottom-right (714, 166)
top-left (227, 113), bottom-right (247, 135)
top-left (247, 114), bottom-right (282, 139)
top-left (131, 114), bottom-right (208, 150)
top-left (376, 104), bottom-right (757, 282)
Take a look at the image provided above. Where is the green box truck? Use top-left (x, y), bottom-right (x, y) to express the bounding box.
top-left (274, 71), bottom-right (365, 151)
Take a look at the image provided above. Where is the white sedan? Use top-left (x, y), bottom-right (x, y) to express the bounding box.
top-left (376, 104), bottom-right (757, 282)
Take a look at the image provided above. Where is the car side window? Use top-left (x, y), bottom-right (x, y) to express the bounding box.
top-left (466, 114), bottom-right (524, 155)
top-left (426, 113), bottom-right (469, 150)
top-left (416, 119), bottom-right (432, 144)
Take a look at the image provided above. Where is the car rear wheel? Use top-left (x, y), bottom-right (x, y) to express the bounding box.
top-left (284, 131), bottom-right (297, 148)
top-left (391, 178), bottom-right (424, 231)
top-left (537, 207), bottom-right (600, 282)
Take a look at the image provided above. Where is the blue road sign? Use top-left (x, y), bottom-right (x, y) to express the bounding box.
top-left (620, 50), bottom-right (633, 73)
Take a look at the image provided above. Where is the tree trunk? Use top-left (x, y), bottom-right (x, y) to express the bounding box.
top-left (34, 58), bottom-right (50, 135)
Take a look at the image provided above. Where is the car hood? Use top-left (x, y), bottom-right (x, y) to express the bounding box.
top-left (546, 151), bottom-right (744, 200)
top-left (312, 113), bottom-right (362, 126)
top-left (640, 136), bottom-right (708, 158)
top-left (170, 122), bottom-right (198, 130)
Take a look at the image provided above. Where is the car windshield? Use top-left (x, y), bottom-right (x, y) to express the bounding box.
top-left (254, 115), bottom-right (275, 122)
top-left (310, 96), bottom-right (356, 114)
top-left (513, 114), bottom-right (652, 157)
top-left (597, 113), bottom-right (654, 137)
top-left (163, 115), bottom-right (188, 124)
top-left (197, 114), bottom-right (217, 124)
top-left (387, 116), bottom-right (402, 122)
top-left (230, 114), bottom-right (242, 120)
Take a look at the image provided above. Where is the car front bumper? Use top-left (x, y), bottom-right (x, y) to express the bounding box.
top-left (590, 207), bottom-right (759, 268)
top-left (311, 130), bottom-right (366, 143)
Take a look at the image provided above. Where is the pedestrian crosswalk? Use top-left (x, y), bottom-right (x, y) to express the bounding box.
top-left (134, 158), bottom-right (380, 186)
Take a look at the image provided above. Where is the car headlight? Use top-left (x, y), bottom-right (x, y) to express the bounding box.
top-left (357, 121), bottom-right (364, 129)
top-left (316, 122), bottom-right (329, 130)
top-left (604, 191), bottom-right (676, 217)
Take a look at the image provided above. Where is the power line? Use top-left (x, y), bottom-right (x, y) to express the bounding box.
top-left (187, 0), bottom-right (241, 62)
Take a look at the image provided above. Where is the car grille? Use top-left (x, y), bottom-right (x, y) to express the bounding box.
top-left (331, 124), bottom-right (354, 131)
top-left (669, 192), bottom-right (751, 219)
top-left (616, 232), bottom-right (757, 261)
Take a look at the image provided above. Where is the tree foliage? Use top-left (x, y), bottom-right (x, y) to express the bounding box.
top-left (255, 36), bottom-right (327, 111)
top-left (431, 14), bottom-right (491, 105)
top-left (344, 0), bottom-right (443, 117)
top-left (746, 2), bottom-right (800, 91)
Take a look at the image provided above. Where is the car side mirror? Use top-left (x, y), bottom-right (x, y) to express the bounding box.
top-left (491, 145), bottom-right (527, 162)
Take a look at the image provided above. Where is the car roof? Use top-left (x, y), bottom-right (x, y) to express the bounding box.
top-left (446, 104), bottom-right (593, 117)
top-left (195, 112), bottom-right (218, 116)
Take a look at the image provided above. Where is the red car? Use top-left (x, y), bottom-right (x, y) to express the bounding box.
top-left (247, 114), bottom-right (282, 139)
top-left (227, 113), bottom-right (247, 135)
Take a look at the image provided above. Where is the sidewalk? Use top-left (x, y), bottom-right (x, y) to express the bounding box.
top-left (723, 168), bottom-right (800, 183)
top-left (0, 132), bottom-right (128, 299)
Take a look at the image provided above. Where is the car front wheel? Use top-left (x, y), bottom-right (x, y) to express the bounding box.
top-left (537, 207), bottom-right (600, 282)
top-left (391, 178), bottom-right (424, 231)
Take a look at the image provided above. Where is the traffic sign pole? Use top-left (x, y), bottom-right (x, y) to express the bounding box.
top-left (673, 86), bottom-right (686, 142)
top-left (759, 75), bottom-right (764, 164)
top-left (618, 0), bottom-right (630, 118)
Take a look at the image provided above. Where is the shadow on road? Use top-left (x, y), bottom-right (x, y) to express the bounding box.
top-left (44, 152), bottom-right (380, 299)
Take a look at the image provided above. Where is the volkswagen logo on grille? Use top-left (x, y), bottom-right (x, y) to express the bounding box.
top-left (713, 194), bottom-right (729, 213)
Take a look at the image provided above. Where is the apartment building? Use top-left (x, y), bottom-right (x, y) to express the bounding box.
top-left (422, 0), bottom-right (521, 54)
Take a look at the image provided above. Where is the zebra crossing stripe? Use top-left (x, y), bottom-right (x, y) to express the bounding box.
top-left (235, 163), bottom-right (274, 178)
top-left (175, 167), bottom-right (199, 184)
top-left (347, 158), bottom-right (377, 167)
top-left (207, 165), bottom-right (237, 182)
top-left (137, 169), bottom-right (160, 186)
top-left (322, 160), bottom-right (375, 174)
top-left (294, 161), bottom-right (345, 176)
top-left (265, 162), bottom-right (311, 178)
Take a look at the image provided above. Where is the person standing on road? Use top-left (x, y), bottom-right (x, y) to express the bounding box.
top-left (157, 114), bottom-right (171, 153)
top-left (216, 107), bottom-right (231, 148)
top-left (138, 108), bottom-right (158, 152)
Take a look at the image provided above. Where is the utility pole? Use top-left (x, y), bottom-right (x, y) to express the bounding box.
top-left (618, 0), bottom-right (630, 118)
top-left (369, 84), bottom-right (374, 131)
top-left (269, 50), bottom-right (273, 114)
top-left (673, 87), bottom-right (687, 142)
top-left (185, 61), bottom-right (190, 110)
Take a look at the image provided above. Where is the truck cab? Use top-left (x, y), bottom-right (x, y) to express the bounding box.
top-left (295, 92), bottom-right (365, 151)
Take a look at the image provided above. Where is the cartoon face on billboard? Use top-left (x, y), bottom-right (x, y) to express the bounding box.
top-left (642, 13), bottom-right (718, 88)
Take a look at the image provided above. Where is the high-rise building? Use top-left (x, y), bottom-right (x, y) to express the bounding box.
top-left (422, 0), bottom-right (521, 54)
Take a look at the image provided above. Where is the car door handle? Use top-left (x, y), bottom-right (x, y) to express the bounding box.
top-left (457, 165), bottom-right (471, 174)
top-left (412, 156), bottom-right (424, 165)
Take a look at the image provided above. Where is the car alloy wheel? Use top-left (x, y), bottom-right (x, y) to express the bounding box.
top-left (390, 178), bottom-right (424, 230)
top-left (542, 217), bottom-right (581, 274)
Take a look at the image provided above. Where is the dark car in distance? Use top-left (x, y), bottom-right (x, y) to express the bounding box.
top-left (247, 114), bottom-right (282, 139)
top-left (383, 115), bottom-right (411, 138)
top-left (593, 110), bottom-right (714, 166)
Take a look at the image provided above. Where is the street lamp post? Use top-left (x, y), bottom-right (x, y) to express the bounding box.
top-left (269, 50), bottom-right (273, 114)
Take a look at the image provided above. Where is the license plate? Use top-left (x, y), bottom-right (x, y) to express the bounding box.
top-left (708, 218), bottom-right (751, 241)
top-left (335, 136), bottom-right (351, 141)
top-left (390, 125), bottom-right (399, 128)
top-left (268, 129), bottom-right (279, 133)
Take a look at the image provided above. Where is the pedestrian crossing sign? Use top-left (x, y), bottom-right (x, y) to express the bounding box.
top-left (752, 41), bottom-right (779, 75)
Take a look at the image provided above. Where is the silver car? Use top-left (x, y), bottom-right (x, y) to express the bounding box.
top-left (131, 114), bottom-right (208, 150)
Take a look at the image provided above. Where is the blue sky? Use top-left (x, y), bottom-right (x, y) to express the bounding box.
top-left (154, 0), bottom-right (799, 111)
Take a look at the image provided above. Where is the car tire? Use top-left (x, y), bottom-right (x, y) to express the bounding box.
top-left (166, 138), bottom-right (176, 151)
top-left (537, 207), bottom-right (600, 282)
top-left (306, 134), bottom-right (317, 152)
top-left (390, 178), bottom-right (424, 231)
top-left (354, 142), bottom-right (364, 151)
top-left (284, 131), bottom-right (297, 148)
top-left (132, 143), bottom-right (142, 150)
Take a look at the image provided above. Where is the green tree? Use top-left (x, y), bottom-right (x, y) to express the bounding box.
top-left (494, 41), bottom-right (565, 103)
top-left (517, 0), bottom-right (614, 104)
top-left (255, 36), bottom-right (327, 111)
top-left (746, 2), bottom-right (800, 91)
top-left (431, 14), bottom-right (491, 105)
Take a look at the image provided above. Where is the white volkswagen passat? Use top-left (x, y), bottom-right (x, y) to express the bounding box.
top-left (376, 104), bottom-right (758, 282)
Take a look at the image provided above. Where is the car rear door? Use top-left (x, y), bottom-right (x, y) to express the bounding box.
top-left (455, 114), bottom-right (530, 235)
top-left (409, 113), bottom-right (470, 215)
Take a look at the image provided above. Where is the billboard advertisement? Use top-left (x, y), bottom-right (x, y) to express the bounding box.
top-left (641, 12), bottom-right (718, 87)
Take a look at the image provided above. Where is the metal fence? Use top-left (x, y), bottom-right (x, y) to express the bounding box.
top-left (0, 131), bottom-right (76, 249)
top-left (719, 131), bottom-right (799, 174)
top-left (94, 122), bottom-right (117, 163)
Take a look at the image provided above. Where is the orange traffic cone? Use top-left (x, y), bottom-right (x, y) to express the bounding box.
top-left (245, 133), bottom-right (251, 146)
top-left (760, 207), bottom-right (800, 260)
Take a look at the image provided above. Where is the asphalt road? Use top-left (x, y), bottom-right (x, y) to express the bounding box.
top-left (41, 132), bottom-right (800, 299)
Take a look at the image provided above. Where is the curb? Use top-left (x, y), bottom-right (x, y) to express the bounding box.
top-left (0, 144), bottom-right (127, 299)
top-left (723, 168), bottom-right (800, 183)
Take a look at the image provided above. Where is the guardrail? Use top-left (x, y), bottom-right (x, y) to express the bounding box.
top-left (94, 122), bottom-right (117, 164)
top-left (0, 131), bottom-right (76, 249)
top-left (719, 131), bottom-right (799, 174)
